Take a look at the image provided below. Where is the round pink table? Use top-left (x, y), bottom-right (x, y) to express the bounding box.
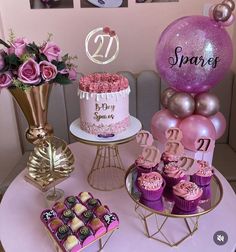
top-left (0, 141), bottom-right (236, 252)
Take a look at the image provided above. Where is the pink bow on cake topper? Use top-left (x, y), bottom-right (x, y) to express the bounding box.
top-left (103, 27), bottom-right (116, 37)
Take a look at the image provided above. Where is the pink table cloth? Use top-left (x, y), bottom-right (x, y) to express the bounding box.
top-left (0, 141), bottom-right (236, 252)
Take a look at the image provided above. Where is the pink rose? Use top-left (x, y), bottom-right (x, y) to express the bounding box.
top-left (18, 59), bottom-right (41, 85)
top-left (39, 60), bottom-right (57, 81)
top-left (8, 38), bottom-right (27, 57)
top-left (68, 67), bottom-right (77, 81)
top-left (0, 72), bottom-right (12, 88)
top-left (40, 42), bottom-right (61, 62)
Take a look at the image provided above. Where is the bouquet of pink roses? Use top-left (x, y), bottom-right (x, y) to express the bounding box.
top-left (0, 33), bottom-right (77, 90)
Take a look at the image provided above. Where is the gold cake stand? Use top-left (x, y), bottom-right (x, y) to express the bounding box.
top-left (125, 165), bottom-right (223, 247)
top-left (70, 117), bottom-right (142, 191)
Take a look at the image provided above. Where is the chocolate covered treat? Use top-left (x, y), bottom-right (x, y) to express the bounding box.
top-left (79, 192), bottom-right (92, 203)
top-left (53, 202), bottom-right (66, 216)
top-left (49, 218), bottom-right (63, 232)
top-left (87, 198), bottom-right (100, 210)
top-left (64, 235), bottom-right (80, 251)
top-left (81, 210), bottom-right (93, 224)
top-left (94, 205), bottom-right (109, 218)
top-left (88, 218), bottom-right (105, 233)
top-left (56, 225), bottom-right (71, 240)
top-left (62, 209), bottom-right (75, 223)
top-left (77, 226), bottom-right (92, 242)
top-left (70, 217), bottom-right (84, 232)
top-left (65, 196), bottom-right (77, 208)
top-left (73, 203), bottom-right (87, 216)
top-left (42, 210), bottom-right (57, 223)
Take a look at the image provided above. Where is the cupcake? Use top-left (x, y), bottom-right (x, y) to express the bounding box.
top-left (69, 216), bottom-right (84, 232)
top-left (73, 203), bottom-right (87, 216)
top-left (162, 162), bottom-right (187, 187)
top-left (88, 218), bottom-right (105, 233)
top-left (137, 172), bottom-right (165, 201)
top-left (135, 155), bottom-right (159, 176)
top-left (190, 160), bottom-right (214, 186)
top-left (48, 218), bottom-right (63, 232)
top-left (79, 192), bottom-right (92, 203)
top-left (64, 235), bottom-right (80, 251)
top-left (94, 205), bottom-right (109, 218)
top-left (173, 180), bottom-right (203, 212)
top-left (161, 151), bottom-right (180, 165)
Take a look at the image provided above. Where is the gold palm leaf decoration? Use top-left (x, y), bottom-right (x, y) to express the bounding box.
top-left (26, 136), bottom-right (75, 191)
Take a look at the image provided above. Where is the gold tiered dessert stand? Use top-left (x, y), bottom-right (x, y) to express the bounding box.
top-left (125, 165), bottom-right (223, 247)
top-left (70, 116), bottom-right (142, 191)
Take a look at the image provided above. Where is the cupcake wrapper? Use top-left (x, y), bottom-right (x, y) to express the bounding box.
top-left (200, 184), bottom-right (211, 200)
top-left (190, 174), bottom-right (212, 187)
top-left (171, 205), bottom-right (197, 215)
top-left (162, 173), bottom-right (187, 188)
top-left (136, 164), bottom-right (159, 177)
top-left (173, 194), bottom-right (201, 212)
top-left (138, 180), bottom-right (165, 201)
top-left (163, 186), bottom-right (175, 202)
top-left (140, 197), bottom-right (164, 211)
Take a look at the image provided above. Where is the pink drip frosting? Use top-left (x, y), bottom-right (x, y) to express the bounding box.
top-left (135, 155), bottom-right (158, 169)
top-left (173, 180), bottom-right (203, 200)
top-left (79, 73), bottom-right (129, 93)
top-left (161, 151), bottom-right (180, 162)
top-left (163, 162), bottom-right (185, 178)
top-left (195, 160), bottom-right (213, 177)
top-left (138, 172), bottom-right (163, 191)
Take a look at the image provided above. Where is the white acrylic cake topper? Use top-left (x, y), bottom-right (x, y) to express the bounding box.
top-left (85, 27), bottom-right (119, 65)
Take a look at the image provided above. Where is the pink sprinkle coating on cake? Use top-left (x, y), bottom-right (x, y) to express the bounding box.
top-left (195, 160), bottom-right (214, 177)
top-left (173, 180), bottom-right (203, 201)
top-left (79, 73), bottom-right (129, 93)
top-left (138, 172), bottom-right (163, 191)
top-left (163, 162), bottom-right (185, 178)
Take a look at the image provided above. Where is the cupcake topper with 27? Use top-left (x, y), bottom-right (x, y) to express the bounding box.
top-left (155, 0), bottom-right (234, 93)
top-left (85, 27), bottom-right (119, 65)
top-left (136, 130), bottom-right (154, 147)
top-left (195, 137), bottom-right (215, 161)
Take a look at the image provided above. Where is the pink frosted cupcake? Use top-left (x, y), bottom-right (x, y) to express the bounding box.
top-left (135, 155), bottom-right (159, 176)
top-left (162, 162), bottom-right (187, 187)
top-left (137, 172), bottom-right (165, 201)
top-left (190, 161), bottom-right (214, 186)
top-left (161, 151), bottom-right (180, 165)
top-left (173, 180), bottom-right (203, 212)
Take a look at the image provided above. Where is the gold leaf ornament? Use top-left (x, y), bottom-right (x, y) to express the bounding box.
top-left (27, 136), bottom-right (75, 190)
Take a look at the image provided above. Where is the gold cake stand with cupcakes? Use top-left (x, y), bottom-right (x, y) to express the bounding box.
top-left (70, 116), bottom-right (142, 191)
top-left (125, 165), bottom-right (223, 247)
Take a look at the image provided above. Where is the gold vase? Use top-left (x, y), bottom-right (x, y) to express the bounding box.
top-left (9, 83), bottom-right (53, 144)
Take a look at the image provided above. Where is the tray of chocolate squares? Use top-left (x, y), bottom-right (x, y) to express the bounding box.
top-left (40, 192), bottom-right (119, 252)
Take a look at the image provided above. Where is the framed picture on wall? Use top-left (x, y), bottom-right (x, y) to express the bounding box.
top-left (80, 0), bottom-right (128, 8)
top-left (136, 0), bottom-right (178, 3)
top-left (30, 0), bottom-right (74, 9)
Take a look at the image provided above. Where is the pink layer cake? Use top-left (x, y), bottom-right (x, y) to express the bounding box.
top-left (78, 73), bottom-right (130, 135)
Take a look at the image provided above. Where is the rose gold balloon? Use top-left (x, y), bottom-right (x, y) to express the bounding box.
top-left (161, 88), bottom-right (176, 108)
top-left (223, 0), bottom-right (235, 11)
top-left (168, 93), bottom-right (195, 118)
top-left (195, 93), bottom-right (220, 117)
top-left (219, 13), bottom-right (235, 26)
top-left (213, 4), bottom-right (232, 22)
top-left (209, 112), bottom-right (226, 139)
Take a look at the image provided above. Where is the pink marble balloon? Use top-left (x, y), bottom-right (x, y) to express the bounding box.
top-left (179, 115), bottom-right (216, 151)
top-left (155, 16), bottom-right (233, 93)
top-left (209, 112), bottom-right (226, 139)
top-left (151, 109), bottom-right (181, 143)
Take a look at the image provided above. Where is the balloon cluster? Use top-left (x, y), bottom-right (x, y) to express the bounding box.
top-left (151, 0), bottom-right (234, 152)
top-left (161, 88), bottom-right (220, 118)
top-left (211, 0), bottom-right (235, 26)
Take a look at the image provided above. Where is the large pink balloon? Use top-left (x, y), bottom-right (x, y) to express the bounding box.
top-left (179, 115), bottom-right (216, 151)
top-left (209, 112), bottom-right (226, 139)
top-left (151, 109), bottom-right (181, 143)
top-left (155, 16), bottom-right (233, 93)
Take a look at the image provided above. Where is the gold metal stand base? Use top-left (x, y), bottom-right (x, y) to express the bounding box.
top-left (135, 204), bottom-right (199, 247)
top-left (88, 145), bottom-right (126, 191)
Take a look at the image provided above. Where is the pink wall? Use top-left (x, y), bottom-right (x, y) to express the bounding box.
top-left (0, 0), bottom-right (235, 74)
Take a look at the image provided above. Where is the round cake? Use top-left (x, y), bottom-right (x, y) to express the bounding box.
top-left (78, 73), bottom-right (130, 135)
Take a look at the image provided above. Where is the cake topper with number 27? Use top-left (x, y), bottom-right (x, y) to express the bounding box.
top-left (85, 27), bottom-right (119, 65)
top-left (164, 127), bottom-right (184, 156)
top-left (136, 130), bottom-right (160, 166)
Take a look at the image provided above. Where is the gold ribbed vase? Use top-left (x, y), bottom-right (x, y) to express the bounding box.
top-left (9, 83), bottom-right (53, 144)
